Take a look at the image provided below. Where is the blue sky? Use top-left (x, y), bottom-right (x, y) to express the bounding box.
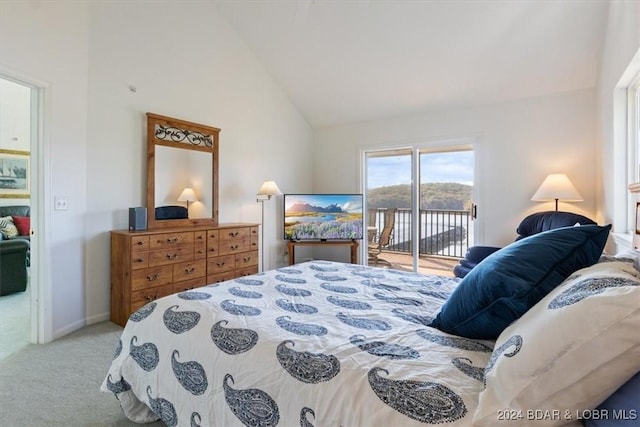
top-left (285, 194), bottom-right (363, 212)
top-left (367, 151), bottom-right (474, 188)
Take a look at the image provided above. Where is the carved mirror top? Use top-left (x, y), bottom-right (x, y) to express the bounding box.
top-left (146, 112), bottom-right (219, 229)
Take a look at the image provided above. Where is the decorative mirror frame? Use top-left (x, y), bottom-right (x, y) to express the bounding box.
top-left (146, 112), bottom-right (219, 229)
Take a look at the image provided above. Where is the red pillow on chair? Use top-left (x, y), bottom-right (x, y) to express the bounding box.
top-left (12, 216), bottom-right (30, 236)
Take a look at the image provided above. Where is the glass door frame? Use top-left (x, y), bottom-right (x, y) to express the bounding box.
top-left (359, 138), bottom-right (477, 272)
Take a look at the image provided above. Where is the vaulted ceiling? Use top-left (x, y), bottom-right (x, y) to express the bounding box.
top-left (214, 0), bottom-right (610, 129)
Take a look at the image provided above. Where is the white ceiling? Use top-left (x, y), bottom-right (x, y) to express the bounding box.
top-left (214, 0), bottom-right (610, 129)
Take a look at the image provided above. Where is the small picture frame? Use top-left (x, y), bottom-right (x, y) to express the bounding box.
top-left (0, 149), bottom-right (30, 199)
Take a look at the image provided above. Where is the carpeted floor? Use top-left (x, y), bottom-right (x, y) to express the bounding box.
top-left (0, 283), bottom-right (31, 361)
top-left (0, 321), bottom-right (164, 427)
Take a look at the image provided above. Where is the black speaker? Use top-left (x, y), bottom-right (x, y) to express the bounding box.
top-left (129, 207), bottom-right (147, 231)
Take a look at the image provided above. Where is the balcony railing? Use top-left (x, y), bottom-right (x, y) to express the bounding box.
top-left (368, 208), bottom-right (472, 258)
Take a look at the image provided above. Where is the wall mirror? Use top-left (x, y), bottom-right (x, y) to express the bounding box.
top-left (146, 112), bottom-right (219, 229)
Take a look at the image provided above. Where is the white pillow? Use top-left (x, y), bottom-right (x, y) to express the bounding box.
top-left (610, 250), bottom-right (640, 271)
top-left (0, 216), bottom-right (18, 238)
top-left (474, 259), bottom-right (640, 427)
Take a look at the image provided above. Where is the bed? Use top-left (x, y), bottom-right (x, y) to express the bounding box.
top-left (102, 224), bottom-right (640, 427)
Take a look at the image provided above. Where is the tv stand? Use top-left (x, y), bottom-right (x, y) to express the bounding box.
top-left (287, 240), bottom-right (359, 265)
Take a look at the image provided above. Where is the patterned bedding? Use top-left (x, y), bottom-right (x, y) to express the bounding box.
top-left (101, 261), bottom-right (495, 426)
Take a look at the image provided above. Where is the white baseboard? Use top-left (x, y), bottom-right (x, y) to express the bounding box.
top-left (51, 312), bottom-right (111, 341)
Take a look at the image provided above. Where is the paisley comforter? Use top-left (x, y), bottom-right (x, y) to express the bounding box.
top-left (101, 261), bottom-right (494, 426)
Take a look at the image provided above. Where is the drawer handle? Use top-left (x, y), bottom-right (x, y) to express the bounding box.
top-left (166, 253), bottom-right (178, 260)
top-left (197, 235), bottom-right (204, 240)
top-left (229, 231), bottom-right (239, 237)
top-left (184, 267), bottom-right (196, 274)
top-left (230, 244), bottom-right (239, 250)
top-left (216, 261), bottom-right (226, 267)
top-left (146, 273), bottom-right (160, 281)
top-left (251, 242), bottom-right (257, 247)
top-left (136, 241), bottom-right (145, 246)
top-left (166, 237), bottom-right (179, 243)
top-left (183, 286), bottom-right (195, 291)
top-left (145, 293), bottom-right (161, 302)
top-left (243, 257), bottom-right (250, 262)
top-left (135, 258), bottom-right (144, 263)
top-left (197, 249), bottom-right (204, 254)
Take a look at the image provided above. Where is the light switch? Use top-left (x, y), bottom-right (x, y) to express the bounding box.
top-left (54, 196), bottom-right (69, 210)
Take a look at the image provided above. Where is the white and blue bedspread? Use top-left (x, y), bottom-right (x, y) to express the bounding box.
top-left (101, 261), bottom-right (493, 426)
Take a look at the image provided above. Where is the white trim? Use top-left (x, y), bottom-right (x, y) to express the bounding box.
top-left (411, 147), bottom-right (419, 272)
top-left (0, 66), bottom-right (53, 344)
top-left (627, 72), bottom-right (640, 234)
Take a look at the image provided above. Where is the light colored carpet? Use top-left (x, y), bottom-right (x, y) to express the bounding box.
top-left (0, 321), bottom-right (164, 427)
top-left (0, 286), bottom-right (30, 360)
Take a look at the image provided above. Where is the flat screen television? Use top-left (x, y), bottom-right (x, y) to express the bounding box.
top-left (284, 194), bottom-right (364, 241)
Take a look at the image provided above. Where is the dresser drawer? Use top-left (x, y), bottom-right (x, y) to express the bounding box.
top-left (150, 231), bottom-right (194, 249)
top-left (207, 254), bottom-right (235, 275)
top-left (207, 271), bottom-right (236, 284)
top-left (131, 235), bottom-right (150, 252)
top-left (218, 239), bottom-right (251, 255)
top-left (131, 265), bottom-right (174, 291)
top-left (194, 230), bottom-right (207, 245)
top-left (130, 251), bottom-right (149, 270)
top-left (194, 242), bottom-right (207, 259)
top-left (148, 247), bottom-right (194, 266)
top-left (250, 227), bottom-right (259, 251)
top-left (206, 240), bottom-right (219, 258)
top-left (207, 229), bottom-right (220, 243)
top-left (235, 250), bottom-right (258, 269)
top-left (173, 259), bottom-right (206, 282)
top-left (236, 265), bottom-right (258, 278)
top-left (131, 283), bottom-right (174, 313)
top-left (220, 227), bottom-right (251, 241)
top-left (173, 277), bottom-right (208, 293)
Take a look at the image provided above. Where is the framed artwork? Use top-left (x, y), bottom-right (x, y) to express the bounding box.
top-left (0, 149), bottom-right (30, 199)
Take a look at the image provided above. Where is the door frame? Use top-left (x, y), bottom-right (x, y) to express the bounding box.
top-left (1, 67), bottom-right (53, 344)
top-left (358, 136), bottom-right (480, 270)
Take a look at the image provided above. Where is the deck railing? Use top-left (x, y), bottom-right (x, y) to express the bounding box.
top-left (368, 208), bottom-right (472, 258)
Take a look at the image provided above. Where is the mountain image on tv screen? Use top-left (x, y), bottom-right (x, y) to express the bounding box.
top-left (284, 194), bottom-right (363, 240)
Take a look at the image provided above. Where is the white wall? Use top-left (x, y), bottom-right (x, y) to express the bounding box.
top-left (596, 0), bottom-right (640, 253)
top-left (0, 1), bottom-right (90, 338)
top-left (314, 89), bottom-right (597, 249)
top-left (0, 79), bottom-right (30, 151)
top-left (1, 1), bottom-right (313, 339)
top-left (0, 78), bottom-right (31, 207)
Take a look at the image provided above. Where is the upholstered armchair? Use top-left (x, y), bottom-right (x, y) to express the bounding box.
top-left (0, 238), bottom-right (30, 296)
top-left (453, 211), bottom-right (597, 278)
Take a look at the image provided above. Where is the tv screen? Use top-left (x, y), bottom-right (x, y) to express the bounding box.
top-left (284, 194), bottom-right (364, 240)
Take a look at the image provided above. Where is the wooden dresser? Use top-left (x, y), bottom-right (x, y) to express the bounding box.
top-left (110, 223), bottom-right (258, 326)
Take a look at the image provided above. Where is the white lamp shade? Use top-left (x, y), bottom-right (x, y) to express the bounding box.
top-left (531, 174), bottom-right (583, 202)
top-left (178, 187), bottom-right (198, 202)
top-left (257, 181), bottom-right (282, 198)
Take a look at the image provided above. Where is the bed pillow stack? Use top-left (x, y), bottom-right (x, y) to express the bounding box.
top-left (430, 224), bottom-right (611, 339)
top-left (474, 255), bottom-right (640, 426)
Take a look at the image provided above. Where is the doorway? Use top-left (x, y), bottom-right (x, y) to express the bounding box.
top-left (363, 142), bottom-right (475, 274)
top-left (0, 75), bottom-right (41, 359)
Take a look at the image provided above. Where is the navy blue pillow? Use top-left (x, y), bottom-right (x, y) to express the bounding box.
top-left (430, 224), bottom-right (611, 339)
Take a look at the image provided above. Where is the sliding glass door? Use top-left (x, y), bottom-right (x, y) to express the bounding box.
top-left (364, 143), bottom-right (474, 274)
